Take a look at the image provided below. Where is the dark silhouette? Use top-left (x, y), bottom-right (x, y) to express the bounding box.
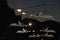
top-left (0, 0), bottom-right (18, 40)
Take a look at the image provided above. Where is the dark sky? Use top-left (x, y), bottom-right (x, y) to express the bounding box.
top-left (7, 0), bottom-right (60, 22)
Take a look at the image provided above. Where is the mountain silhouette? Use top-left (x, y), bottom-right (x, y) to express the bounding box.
top-left (0, 0), bottom-right (18, 40)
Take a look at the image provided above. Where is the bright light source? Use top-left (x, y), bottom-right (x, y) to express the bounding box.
top-left (28, 22), bottom-right (32, 26)
top-left (16, 9), bottom-right (22, 12)
top-left (22, 12), bottom-right (26, 15)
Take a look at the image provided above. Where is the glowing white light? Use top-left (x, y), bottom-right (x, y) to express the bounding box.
top-left (16, 9), bottom-right (22, 12)
top-left (22, 12), bottom-right (26, 15)
top-left (28, 22), bottom-right (32, 26)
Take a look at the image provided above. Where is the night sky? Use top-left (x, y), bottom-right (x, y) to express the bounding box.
top-left (7, 0), bottom-right (60, 22)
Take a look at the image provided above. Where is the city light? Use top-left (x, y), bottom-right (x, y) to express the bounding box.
top-left (28, 22), bottom-right (32, 26)
top-left (22, 12), bottom-right (26, 15)
top-left (16, 8), bottom-right (22, 12)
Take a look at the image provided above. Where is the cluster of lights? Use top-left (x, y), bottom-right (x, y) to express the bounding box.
top-left (10, 22), bottom-right (32, 27)
top-left (16, 8), bottom-right (26, 15)
top-left (16, 29), bottom-right (56, 33)
top-left (28, 33), bottom-right (54, 38)
top-left (16, 8), bottom-right (55, 40)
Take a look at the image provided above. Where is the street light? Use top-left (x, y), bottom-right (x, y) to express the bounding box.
top-left (16, 8), bottom-right (22, 12)
top-left (16, 8), bottom-right (26, 15)
top-left (28, 22), bottom-right (32, 26)
top-left (16, 8), bottom-right (26, 19)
